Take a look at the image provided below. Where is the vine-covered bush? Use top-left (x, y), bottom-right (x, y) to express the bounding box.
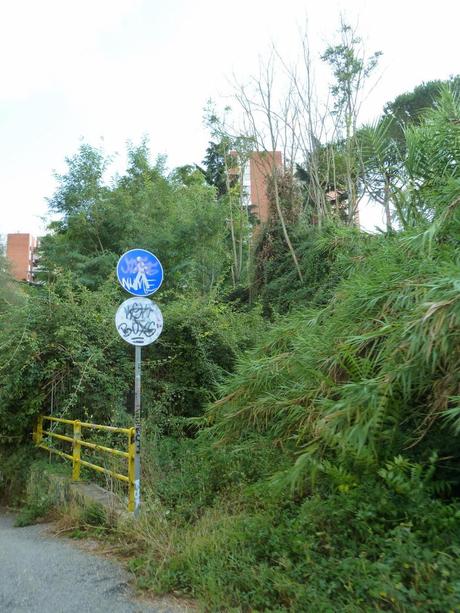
top-left (0, 275), bottom-right (265, 447)
top-left (0, 276), bottom-right (130, 443)
top-left (145, 296), bottom-right (265, 433)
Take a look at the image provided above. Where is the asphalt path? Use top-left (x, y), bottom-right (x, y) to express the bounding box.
top-left (0, 512), bottom-right (185, 613)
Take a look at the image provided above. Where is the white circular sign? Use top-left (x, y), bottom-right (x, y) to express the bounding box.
top-left (115, 297), bottom-right (163, 346)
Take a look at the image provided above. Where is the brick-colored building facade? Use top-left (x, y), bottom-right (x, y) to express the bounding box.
top-left (6, 233), bottom-right (39, 282)
top-left (229, 150), bottom-right (283, 223)
top-left (248, 151), bottom-right (282, 223)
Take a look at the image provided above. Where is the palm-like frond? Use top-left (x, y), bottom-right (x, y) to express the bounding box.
top-left (206, 219), bottom-right (460, 489)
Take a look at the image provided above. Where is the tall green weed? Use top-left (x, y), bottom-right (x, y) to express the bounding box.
top-left (208, 231), bottom-right (460, 491)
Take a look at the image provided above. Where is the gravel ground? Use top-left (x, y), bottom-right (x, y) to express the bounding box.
top-left (0, 512), bottom-right (189, 613)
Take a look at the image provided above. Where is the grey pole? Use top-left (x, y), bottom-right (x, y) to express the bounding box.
top-left (134, 345), bottom-right (142, 515)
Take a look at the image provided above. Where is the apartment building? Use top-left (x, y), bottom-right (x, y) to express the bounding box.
top-left (229, 151), bottom-right (283, 223)
top-left (6, 233), bottom-right (39, 282)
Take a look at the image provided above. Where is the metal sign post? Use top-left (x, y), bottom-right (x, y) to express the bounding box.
top-left (115, 249), bottom-right (164, 516)
top-left (134, 345), bottom-right (141, 512)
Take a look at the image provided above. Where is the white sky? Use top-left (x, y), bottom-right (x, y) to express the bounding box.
top-left (1, 0), bottom-right (459, 236)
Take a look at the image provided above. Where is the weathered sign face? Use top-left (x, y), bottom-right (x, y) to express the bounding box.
top-left (116, 249), bottom-right (164, 297)
top-left (115, 297), bottom-right (163, 346)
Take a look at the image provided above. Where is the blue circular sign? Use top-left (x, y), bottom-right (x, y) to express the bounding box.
top-left (116, 249), bottom-right (163, 296)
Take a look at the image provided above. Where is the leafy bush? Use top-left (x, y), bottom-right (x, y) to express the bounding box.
top-left (253, 222), bottom-right (371, 314)
top-left (0, 275), bottom-right (131, 443)
top-left (141, 434), bottom-right (288, 522)
top-left (119, 474), bottom-right (460, 611)
top-left (0, 446), bottom-right (38, 505)
top-left (14, 460), bottom-right (70, 526)
top-left (207, 228), bottom-right (460, 492)
top-left (144, 296), bottom-right (265, 433)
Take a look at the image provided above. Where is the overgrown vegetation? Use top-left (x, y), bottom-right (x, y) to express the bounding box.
top-left (1, 21), bottom-right (460, 610)
top-left (108, 164), bottom-right (460, 609)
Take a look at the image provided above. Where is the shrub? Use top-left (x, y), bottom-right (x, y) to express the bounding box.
top-left (207, 229), bottom-right (460, 491)
top-left (121, 480), bottom-right (460, 611)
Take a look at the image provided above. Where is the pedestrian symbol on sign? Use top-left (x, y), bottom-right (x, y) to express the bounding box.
top-left (133, 257), bottom-right (149, 292)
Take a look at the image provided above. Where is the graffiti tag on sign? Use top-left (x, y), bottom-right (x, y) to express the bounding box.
top-left (115, 297), bottom-right (163, 346)
top-left (116, 249), bottom-right (163, 296)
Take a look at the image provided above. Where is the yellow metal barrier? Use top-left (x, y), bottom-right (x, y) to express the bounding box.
top-left (33, 415), bottom-right (136, 512)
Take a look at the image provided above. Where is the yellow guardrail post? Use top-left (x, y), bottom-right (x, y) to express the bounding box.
top-left (127, 427), bottom-right (136, 512)
top-left (72, 420), bottom-right (81, 481)
top-left (35, 415), bottom-right (44, 445)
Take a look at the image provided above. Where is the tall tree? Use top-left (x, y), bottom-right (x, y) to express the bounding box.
top-left (41, 141), bottom-right (228, 294)
top-left (321, 20), bottom-right (382, 223)
top-left (403, 86), bottom-right (460, 226)
top-left (358, 117), bottom-right (404, 231)
top-left (203, 107), bottom-right (254, 287)
top-left (0, 247), bottom-right (24, 312)
top-left (234, 53), bottom-right (304, 282)
top-left (383, 76), bottom-right (460, 147)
